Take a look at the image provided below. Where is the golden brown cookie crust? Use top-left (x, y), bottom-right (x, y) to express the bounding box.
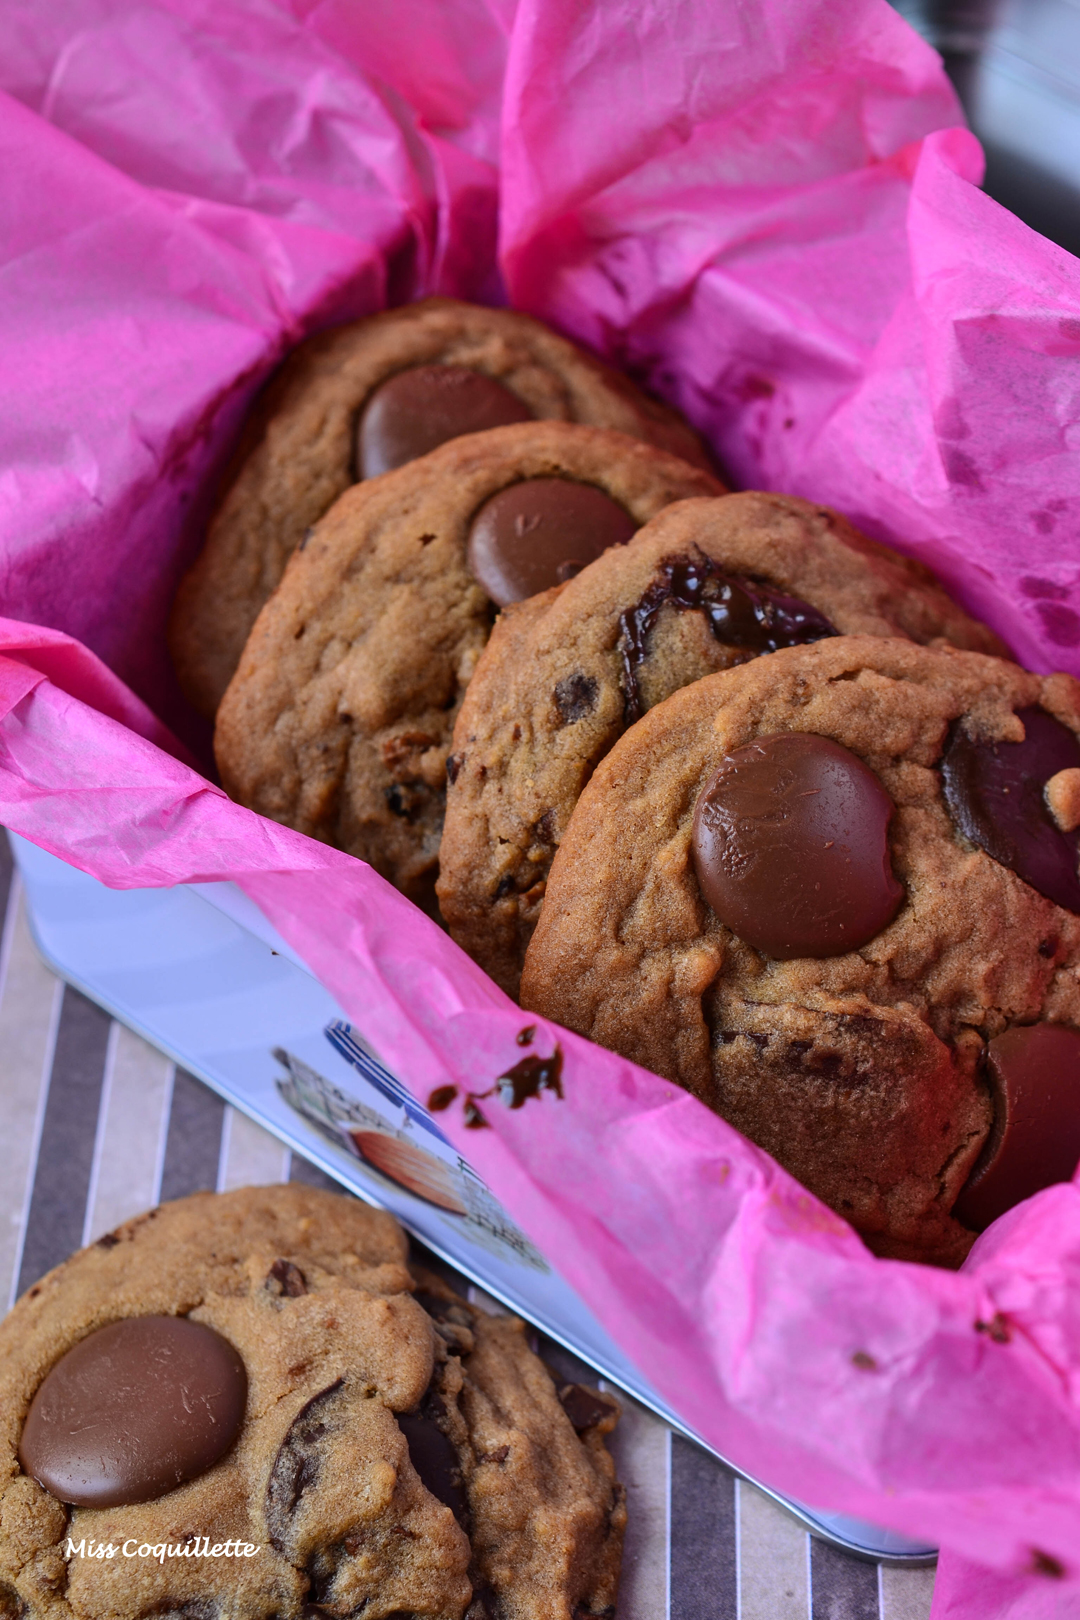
top-left (437, 493), bottom-right (1007, 996)
top-left (519, 637), bottom-right (1080, 1267)
top-left (214, 422), bottom-right (722, 906)
top-left (170, 297), bottom-right (715, 717)
top-left (0, 1186), bottom-right (624, 1620)
top-left (412, 1269), bottom-right (625, 1620)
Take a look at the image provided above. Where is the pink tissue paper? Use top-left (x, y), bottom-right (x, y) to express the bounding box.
top-left (2, 2), bottom-right (1080, 1612)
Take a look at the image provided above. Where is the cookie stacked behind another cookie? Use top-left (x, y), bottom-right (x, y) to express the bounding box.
top-left (170, 297), bottom-right (714, 717)
top-left (438, 493), bottom-right (1006, 995)
top-left (214, 421), bottom-right (721, 908)
top-left (1, 1184), bottom-right (625, 1620)
top-left (518, 636), bottom-right (1080, 1267)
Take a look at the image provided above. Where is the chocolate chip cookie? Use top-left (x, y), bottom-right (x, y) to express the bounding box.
top-left (1, 1184), bottom-right (625, 1620)
top-left (519, 636), bottom-right (1080, 1266)
top-left (170, 297), bottom-right (713, 716)
top-left (214, 422), bottom-right (722, 908)
top-left (437, 493), bottom-right (1006, 995)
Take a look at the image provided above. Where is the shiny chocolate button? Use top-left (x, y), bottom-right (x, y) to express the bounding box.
top-left (357, 365), bottom-right (532, 478)
top-left (19, 1316), bottom-right (247, 1507)
top-left (397, 1408), bottom-right (467, 1525)
top-left (467, 478), bottom-right (637, 606)
top-left (954, 1023), bottom-right (1080, 1230)
top-left (941, 707), bottom-right (1080, 914)
top-left (692, 732), bottom-right (903, 959)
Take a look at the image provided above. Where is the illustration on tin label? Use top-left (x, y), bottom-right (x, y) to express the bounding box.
top-left (273, 1032), bottom-right (548, 1272)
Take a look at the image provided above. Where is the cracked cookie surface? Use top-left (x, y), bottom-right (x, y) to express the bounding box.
top-left (519, 637), bottom-right (1080, 1266)
top-left (214, 422), bottom-right (721, 909)
top-left (0, 1185), bottom-right (624, 1620)
top-left (438, 493), bottom-right (1005, 995)
top-left (170, 297), bottom-right (713, 717)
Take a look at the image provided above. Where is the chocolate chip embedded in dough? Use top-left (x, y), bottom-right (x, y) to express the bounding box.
top-left (535, 810), bottom-right (557, 844)
top-left (953, 1023), bottom-right (1080, 1231)
top-left (554, 673), bottom-right (599, 725)
top-left (266, 1258), bottom-right (307, 1297)
top-left (385, 782), bottom-right (425, 820)
top-left (691, 732), bottom-right (904, 960)
top-left (941, 707), bottom-right (1080, 914)
top-left (18, 1316), bottom-right (247, 1508)
top-left (397, 1409), bottom-right (467, 1525)
top-left (356, 365), bottom-right (532, 478)
top-left (557, 1384), bottom-right (619, 1432)
top-left (265, 1380), bottom-right (346, 1551)
top-left (467, 480), bottom-right (637, 607)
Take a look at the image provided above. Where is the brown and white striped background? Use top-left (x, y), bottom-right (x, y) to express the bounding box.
top-left (0, 833), bottom-right (935, 1620)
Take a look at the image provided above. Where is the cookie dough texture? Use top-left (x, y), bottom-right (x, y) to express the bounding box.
top-left (519, 637), bottom-right (1080, 1266)
top-left (0, 1185), bottom-right (624, 1620)
top-left (170, 298), bottom-right (713, 716)
top-left (437, 493), bottom-right (1006, 996)
top-left (214, 422), bottom-right (722, 907)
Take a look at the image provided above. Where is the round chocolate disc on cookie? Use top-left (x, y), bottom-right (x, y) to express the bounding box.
top-left (170, 298), bottom-right (712, 718)
top-left (520, 636), bottom-right (1080, 1267)
top-left (1, 1186), bottom-right (625, 1620)
top-left (19, 1315), bottom-right (247, 1507)
top-left (438, 491), bottom-right (1005, 999)
top-left (467, 479), bottom-right (638, 606)
top-left (358, 365), bottom-right (533, 478)
top-left (941, 706), bottom-right (1080, 914)
top-left (691, 733), bottom-right (904, 960)
top-left (215, 422), bottom-right (720, 906)
top-left (953, 1022), bottom-right (1080, 1230)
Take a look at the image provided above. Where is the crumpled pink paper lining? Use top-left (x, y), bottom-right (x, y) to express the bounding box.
top-left (2, 2), bottom-right (1080, 1610)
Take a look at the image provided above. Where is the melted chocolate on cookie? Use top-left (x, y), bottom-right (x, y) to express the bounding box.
top-left (19, 1316), bottom-right (247, 1508)
top-left (397, 1405), bottom-right (467, 1525)
top-left (618, 553), bottom-right (837, 722)
top-left (691, 733), bottom-right (903, 960)
top-left (467, 480), bottom-right (637, 607)
top-left (265, 1380), bottom-right (345, 1551)
top-left (953, 1022), bottom-right (1080, 1231)
top-left (941, 707), bottom-right (1080, 914)
top-left (357, 365), bottom-right (532, 478)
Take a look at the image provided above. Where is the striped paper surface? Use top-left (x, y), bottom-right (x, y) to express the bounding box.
top-left (0, 833), bottom-right (935, 1620)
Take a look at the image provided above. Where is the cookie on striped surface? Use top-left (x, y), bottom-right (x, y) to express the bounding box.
top-left (1, 1184), bottom-right (624, 1620)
